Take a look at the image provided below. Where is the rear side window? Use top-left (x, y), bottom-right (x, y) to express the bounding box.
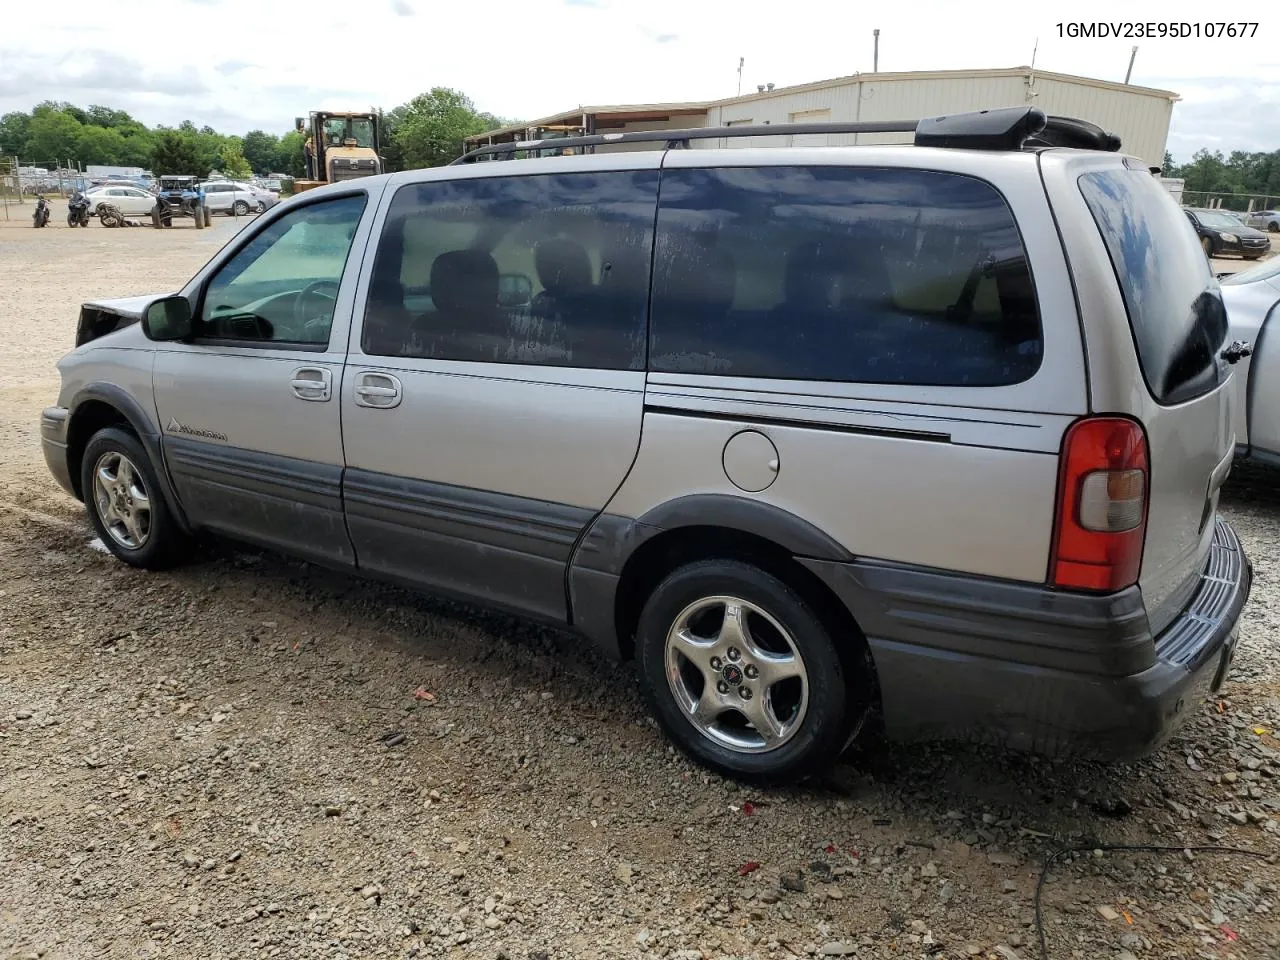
top-left (649, 166), bottom-right (1042, 385)
top-left (1079, 168), bottom-right (1229, 405)
top-left (363, 171), bottom-right (658, 369)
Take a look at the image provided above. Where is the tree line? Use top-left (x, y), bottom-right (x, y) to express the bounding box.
top-left (1163, 148), bottom-right (1280, 208)
top-left (0, 87), bottom-right (507, 178)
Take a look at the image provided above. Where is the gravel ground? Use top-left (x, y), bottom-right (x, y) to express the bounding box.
top-left (1, 212), bottom-right (1279, 960)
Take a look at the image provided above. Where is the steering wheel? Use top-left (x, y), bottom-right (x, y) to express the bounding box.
top-left (294, 280), bottom-right (340, 334)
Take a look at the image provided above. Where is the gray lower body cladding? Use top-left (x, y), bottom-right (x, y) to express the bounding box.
top-left (801, 517), bottom-right (1250, 758)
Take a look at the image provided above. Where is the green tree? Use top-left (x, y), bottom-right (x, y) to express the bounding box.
top-left (0, 112), bottom-right (31, 156)
top-left (118, 132), bottom-right (156, 168)
top-left (220, 141), bottom-right (253, 179)
top-left (241, 129), bottom-right (280, 174)
top-left (378, 105), bottom-right (408, 172)
top-left (75, 125), bottom-right (128, 165)
top-left (150, 130), bottom-right (202, 176)
top-left (84, 105), bottom-right (134, 129)
top-left (393, 87), bottom-right (499, 169)
top-left (23, 109), bottom-right (84, 163)
top-left (1162, 150), bottom-right (1174, 176)
top-left (275, 129), bottom-right (306, 178)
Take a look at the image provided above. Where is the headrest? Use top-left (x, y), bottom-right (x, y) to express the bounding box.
top-left (430, 250), bottom-right (499, 313)
top-left (535, 238), bottom-right (593, 296)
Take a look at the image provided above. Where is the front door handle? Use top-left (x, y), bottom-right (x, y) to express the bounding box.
top-left (354, 372), bottom-right (402, 409)
top-left (291, 366), bottom-right (332, 401)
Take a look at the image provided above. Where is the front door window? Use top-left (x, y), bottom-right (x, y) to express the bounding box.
top-left (198, 194), bottom-right (367, 346)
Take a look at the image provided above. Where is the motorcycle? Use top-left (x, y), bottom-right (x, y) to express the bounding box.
top-left (67, 191), bottom-right (90, 228)
top-left (32, 195), bottom-right (50, 228)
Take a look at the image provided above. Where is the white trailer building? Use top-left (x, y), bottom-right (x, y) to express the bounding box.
top-left (466, 67), bottom-right (1179, 168)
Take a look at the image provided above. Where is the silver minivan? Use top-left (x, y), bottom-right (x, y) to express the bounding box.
top-left (41, 108), bottom-right (1252, 781)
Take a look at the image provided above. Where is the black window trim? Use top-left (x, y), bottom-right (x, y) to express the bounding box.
top-left (189, 188), bottom-right (371, 351)
top-left (646, 162), bottom-right (1046, 388)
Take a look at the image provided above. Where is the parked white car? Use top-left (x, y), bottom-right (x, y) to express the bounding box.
top-left (1222, 257), bottom-right (1280, 463)
top-left (201, 181), bottom-right (279, 216)
top-left (1245, 210), bottom-right (1280, 233)
top-left (85, 186), bottom-right (156, 218)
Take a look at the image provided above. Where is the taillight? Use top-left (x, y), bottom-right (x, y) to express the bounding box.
top-left (1050, 417), bottom-right (1149, 592)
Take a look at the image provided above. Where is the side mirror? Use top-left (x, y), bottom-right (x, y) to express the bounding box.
top-left (142, 295), bottom-right (193, 341)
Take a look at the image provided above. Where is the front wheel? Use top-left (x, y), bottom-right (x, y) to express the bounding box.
top-left (255, 201), bottom-right (266, 213)
top-left (81, 427), bottom-right (186, 570)
top-left (1202, 235), bottom-right (1214, 256)
top-left (636, 559), bottom-right (857, 782)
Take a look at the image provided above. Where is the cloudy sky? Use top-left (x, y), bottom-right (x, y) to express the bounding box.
top-left (0, 0), bottom-right (1273, 161)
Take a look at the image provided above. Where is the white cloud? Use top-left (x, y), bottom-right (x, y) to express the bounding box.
top-left (0, 0), bottom-right (1274, 157)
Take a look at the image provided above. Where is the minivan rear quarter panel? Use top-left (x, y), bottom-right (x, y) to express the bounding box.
top-left (1039, 152), bottom-right (1237, 633)
top-left (613, 147), bottom-right (1088, 584)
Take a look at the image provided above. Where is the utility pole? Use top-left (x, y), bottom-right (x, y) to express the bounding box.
top-left (873, 29), bottom-right (880, 72)
top-left (737, 57), bottom-right (745, 97)
top-left (1124, 45), bottom-right (1138, 83)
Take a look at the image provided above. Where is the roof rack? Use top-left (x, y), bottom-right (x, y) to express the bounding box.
top-left (452, 107), bottom-right (1122, 164)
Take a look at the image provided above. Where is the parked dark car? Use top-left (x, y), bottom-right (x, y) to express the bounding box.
top-left (1184, 208), bottom-right (1272, 259)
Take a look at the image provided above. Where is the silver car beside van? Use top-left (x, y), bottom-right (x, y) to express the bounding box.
top-left (41, 108), bottom-right (1252, 781)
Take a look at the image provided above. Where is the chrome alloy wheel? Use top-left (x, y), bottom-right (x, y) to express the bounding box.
top-left (664, 595), bottom-right (809, 753)
top-left (92, 451), bottom-right (152, 550)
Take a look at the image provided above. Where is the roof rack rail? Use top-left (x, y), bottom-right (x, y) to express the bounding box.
top-left (451, 106), bottom-right (1121, 164)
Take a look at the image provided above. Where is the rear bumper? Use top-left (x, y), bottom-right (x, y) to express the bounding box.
top-left (41, 406), bottom-right (76, 498)
top-left (802, 518), bottom-right (1251, 759)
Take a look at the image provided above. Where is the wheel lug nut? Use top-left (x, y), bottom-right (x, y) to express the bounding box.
top-left (710, 657), bottom-right (723, 670)
top-left (744, 665), bottom-right (759, 680)
top-left (738, 686), bottom-right (753, 700)
top-left (727, 647), bottom-right (741, 661)
top-left (716, 681), bottom-right (730, 694)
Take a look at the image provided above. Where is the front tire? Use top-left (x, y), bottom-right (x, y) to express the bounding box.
top-left (1202, 235), bottom-right (1214, 256)
top-left (636, 559), bottom-right (855, 782)
top-left (81, 427), bottom-right (185, 570)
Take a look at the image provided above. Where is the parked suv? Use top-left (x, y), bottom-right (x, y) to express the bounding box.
top-left (201, 180), bottom-right (280, 216)
top-left (41, 108), bottom-right (1252, 781)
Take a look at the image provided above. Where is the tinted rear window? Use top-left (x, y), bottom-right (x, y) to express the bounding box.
top-left (1078, 169), bottom-right (1228, 405)
top-left (648, 166), bottom-right (1042, 386)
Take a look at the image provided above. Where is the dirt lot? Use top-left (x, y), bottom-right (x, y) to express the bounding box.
top-left (1, 206), bottom-right (1279, 960)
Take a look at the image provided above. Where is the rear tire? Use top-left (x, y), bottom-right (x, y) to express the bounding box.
top-left (635, 559), bottom-right (856, 783)
top-left (81, 427), bottom-right (187, 570)
top-left (233, 200), bottom-right (249, 217)
top-left (1269, 222), bottom-right (1279, 233)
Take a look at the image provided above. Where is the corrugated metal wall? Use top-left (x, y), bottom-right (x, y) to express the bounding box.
top-left (697, 73), bottom-right (1172, 165)
top-left (1031, 76), bottom-right (1172, 168)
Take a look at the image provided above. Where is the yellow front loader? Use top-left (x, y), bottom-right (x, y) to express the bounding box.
top-left (293, 111), bottom-right (383, 194)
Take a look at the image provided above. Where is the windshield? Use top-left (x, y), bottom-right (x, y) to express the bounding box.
top-left (350, 118), bottom-right (375, 148)
top-left (321, 117), bottom-right (375, 148)
top-left (1221, 256), bottom-right (1280, 286)
top-left (1195, 211), bottom-right (1246, 229)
